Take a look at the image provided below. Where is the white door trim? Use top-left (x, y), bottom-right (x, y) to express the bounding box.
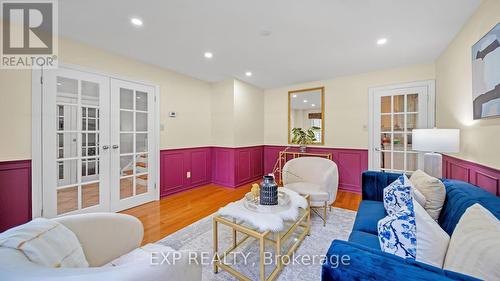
top-left (31, 64), bottom-right (161, 218)
top-left (368, 80), bottom-right (435, 171)
top-left (32, 69), bottom-right (43, 218)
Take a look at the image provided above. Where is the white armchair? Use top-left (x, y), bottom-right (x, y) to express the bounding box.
top-left (282, 157), bottom-right (339, 226)
top-left (0, 213), bottom-right (202, 281)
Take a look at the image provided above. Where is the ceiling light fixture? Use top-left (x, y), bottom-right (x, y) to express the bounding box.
top-left (259, 30), bottom-right (272, 37)
top-left (245, 71), bottom-right (252, 77)
top-left (312, 104), bottom-right (316, 107)
top-left (377, 38), bottom-right (387, 45)
top-left (130, 17), bottom-right (143, 27)
top-left (303, 100), bottom-right (308, 103)
top-left (293, 95), bottom-right (297, 98)
top-left (204, 52), bottom-right (213, 59)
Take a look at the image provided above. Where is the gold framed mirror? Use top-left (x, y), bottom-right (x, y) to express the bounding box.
top-left (288, 87), bottom-right (325, 145)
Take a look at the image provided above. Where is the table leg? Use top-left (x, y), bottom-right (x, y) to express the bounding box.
top-left (213, 218), bottom-right (219, 273)
top-left (232, 219), bottom-right (237, 248)
top-left (307, 196), bottom-right (311, 235)
top-left (323, 201), bottom-right (327, 226)
top-left (260, 236), bottom-right (265, 281)
top-left (275, 231), bottom-right (281, 272)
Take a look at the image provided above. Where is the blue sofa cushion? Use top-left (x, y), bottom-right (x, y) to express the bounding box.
top-left (322, 240), bottom-right (480, 281)
top-left (439, 179), bottom-right (500, 235)
top-left (348, 230), bottom-right (380, 250)
top-left (362, 171), bottom-right (401, 201)
top-left (352, 200), bottom-right (386, 234)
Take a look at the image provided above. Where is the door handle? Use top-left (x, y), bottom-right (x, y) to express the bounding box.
top-left (102, 145), bottom-right (110, 150)
top-left (112, 145), bottom-right (119, 149)
top-left (374, 147), bottom-right (381, 152)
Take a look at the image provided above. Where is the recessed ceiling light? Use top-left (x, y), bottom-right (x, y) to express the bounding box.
top-left (245, 71), bottom-right (252, 77)
top-left (293, 95), bottom-right (297, 98)
top-left (377, 38), bottom-right (387, 45)
top-left (259, 30), bottom-right (272, 37)
top-left (303, 100), bottom-right (308, 103)
top-left (130, 17), bottom-right (143, 27)
top-left (312, 104), bottom-right (316, 107)
top-left (204, 52), bottom-right (213, 59)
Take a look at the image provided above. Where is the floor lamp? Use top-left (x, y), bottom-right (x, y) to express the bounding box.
top-left (412, 129), bottom-right (460, 178)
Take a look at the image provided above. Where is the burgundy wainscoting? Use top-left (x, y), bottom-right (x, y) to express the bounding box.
top-left (160, 146), bottom-right (264, 195)
top-left (211, 147), bottom-right (236, 187)
top-left (212, 146), bottom-right (264, 188)
top-left (443, 155), bottom-right (500, 196)
top-left (263, 146), bottom-right (368, 193)
top-left (160, 147), bottom-right (212, 197)
top-left (0, 160), bottom-right (32, 232)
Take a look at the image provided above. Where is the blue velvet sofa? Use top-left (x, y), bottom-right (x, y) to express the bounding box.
top-left (322, 171), bottom-right (500, 281)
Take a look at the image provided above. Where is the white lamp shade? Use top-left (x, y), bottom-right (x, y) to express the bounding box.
top-left (412, 129), bottom-right (460, 153)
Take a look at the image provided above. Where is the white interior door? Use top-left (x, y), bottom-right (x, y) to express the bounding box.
top-left (369, 81), bottom-right (435, 173)
top-left (39, 66), bottom-right (158, 218)
top-left (42, 68), bottom-right (110, 217)
top-left (110, 79), bottom-right (156, 212)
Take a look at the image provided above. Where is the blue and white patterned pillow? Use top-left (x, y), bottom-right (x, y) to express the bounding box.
top-left (378, 211), bottom-right (417, 260)
top-left (383, 175), bottom-right (414, 216)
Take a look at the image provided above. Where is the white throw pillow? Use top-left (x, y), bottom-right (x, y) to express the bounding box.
top-left (409, 170), bottom-right (446, 220)
top-left (0, 218), bottom-right (89, 268)
top-left (412, 187), bottom-right (426, 207)
top-left (443, 204), bottom-right (500, 280)
top-left (413, 198), bottom-right (450, 268)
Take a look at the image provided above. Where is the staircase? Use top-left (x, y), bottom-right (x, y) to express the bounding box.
top-left (121, 154), bottom-right (148, 186)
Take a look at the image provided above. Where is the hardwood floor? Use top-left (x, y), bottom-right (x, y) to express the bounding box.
top-left (121, 184), bottom-right (362, 245)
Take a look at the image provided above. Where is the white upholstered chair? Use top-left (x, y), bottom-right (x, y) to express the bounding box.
top-left (282, 157), bottom-right (339, 226)
top-left (0, 213), bottom-right (202, 281)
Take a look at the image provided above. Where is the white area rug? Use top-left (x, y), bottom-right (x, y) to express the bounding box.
top-left (158, 207), bottom-right (356, 281)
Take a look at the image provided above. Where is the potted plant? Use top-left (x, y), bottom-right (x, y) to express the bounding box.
top-left (291, 127), bottom-right (319, 152)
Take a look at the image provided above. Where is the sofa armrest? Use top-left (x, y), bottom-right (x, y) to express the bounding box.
top-left (54, 213), bottom-right (143, 267)
top-left (361, 171), bottom-right (402, 201)
top-left (0, 247), bottom-right (202, 281)
top-left (322, 240), bottom-right (479, 281)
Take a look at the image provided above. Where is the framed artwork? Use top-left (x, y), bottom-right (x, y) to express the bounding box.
top-left (472, 22), bottom-right (500, 119)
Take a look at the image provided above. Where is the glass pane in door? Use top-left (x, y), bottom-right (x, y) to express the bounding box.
top-left (378, 93), bottom-right (422, 173)
top-left (119, 88), bottom-right (149, 200)
top-left (56, 76), bottom-right (102, 215)
top-left (57, 186), bottom-right (78, 214)
top-left (381, 96), bottom-right (391, 113)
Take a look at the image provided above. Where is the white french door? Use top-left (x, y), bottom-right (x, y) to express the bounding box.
top-left (42, 68), bottom-right (111, 217)
top-left (110, 79), bottom-right (156, 211)
top-left (369, 81), bottom-right (435, 173)
top-left (40, 67), bottom-right (157, 218)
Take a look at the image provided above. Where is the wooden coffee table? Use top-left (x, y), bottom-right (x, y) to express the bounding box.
top-left (213, 194), bottom-right (311, 281)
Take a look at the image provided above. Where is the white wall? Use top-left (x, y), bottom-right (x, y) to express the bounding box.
top-left (234, 80), bottom-right (264, 146)
top-left (210, 79), bottom-right (264, 147)
top-left (435, 0), bottom-right (500, 169)
top-left (264, 63), bottom-right (436, 148)
top-left (211, 80), bottom-right (235, 146)
top-left (0, 70), bottom-right (32, 161)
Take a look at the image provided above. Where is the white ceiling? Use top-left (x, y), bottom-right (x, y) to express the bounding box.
top-left (58, 0), bottom-right (481, 89)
